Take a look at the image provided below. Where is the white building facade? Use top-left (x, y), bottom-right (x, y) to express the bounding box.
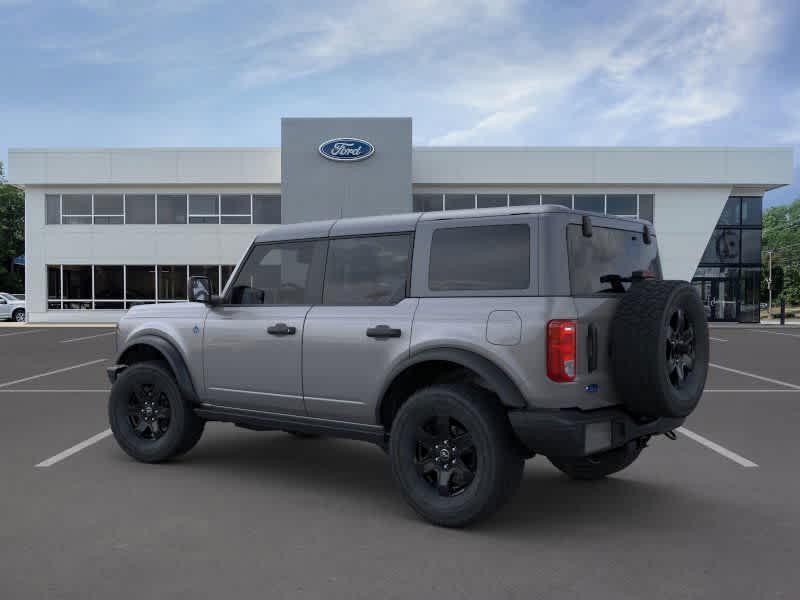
top-left (8, 118), bottom-right (794, 323)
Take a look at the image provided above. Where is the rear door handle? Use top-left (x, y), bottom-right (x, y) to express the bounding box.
top-left (267, 322), bottom-right (296, 336)
top-left (366, 325), bottom-right (402, 339)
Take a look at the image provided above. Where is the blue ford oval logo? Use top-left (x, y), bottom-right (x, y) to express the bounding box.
top-left (318, 138), bottom-right (375, 162)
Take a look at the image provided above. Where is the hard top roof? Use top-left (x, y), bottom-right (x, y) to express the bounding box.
top-left (253, 204), bottom-right (645, 243)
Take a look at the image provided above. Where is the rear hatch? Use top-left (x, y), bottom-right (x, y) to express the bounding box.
top-left (567, 219), bottom-right (661, 408)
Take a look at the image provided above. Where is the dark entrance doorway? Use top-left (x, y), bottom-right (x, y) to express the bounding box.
top-left (692, 277), bottom-right (738, 322)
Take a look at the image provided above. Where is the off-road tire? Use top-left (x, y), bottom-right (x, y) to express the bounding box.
top-left (12, 309), bottom-right (25, 322)
top-left (389, 384), bottom-right (524, 528)
top-left (109, 361), bottom-right (204, 463)
top-left (548, 441), bottom-right (643, 480)
top-left (611, 280), bottom-right (709, 418)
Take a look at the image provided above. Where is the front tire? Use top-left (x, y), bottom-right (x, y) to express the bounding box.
top-left (12, 309), bottom-right (25, 322)
top-left (548, 441), bottom-right (643, 481)
top-left (389, 384), bottom-right (524, 528)
top-left (109, 361), bottom-right (204, 463)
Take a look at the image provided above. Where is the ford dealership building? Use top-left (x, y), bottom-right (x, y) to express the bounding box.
top-left (8, 117), bottom-right (794, 323)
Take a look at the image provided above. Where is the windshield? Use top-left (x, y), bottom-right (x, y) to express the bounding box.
top-left (567, 224), bottom-right (661, 294)
top-left (0, 293), bottom-right (16, 301)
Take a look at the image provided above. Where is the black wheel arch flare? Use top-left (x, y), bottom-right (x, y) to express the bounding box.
top-left (376, 347), bottom-right (528, 424)
top-left (117, 334), bottom-right (198, 403)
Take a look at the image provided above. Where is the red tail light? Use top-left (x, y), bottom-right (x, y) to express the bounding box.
top-left (547, 320), bottom-right (577, 382)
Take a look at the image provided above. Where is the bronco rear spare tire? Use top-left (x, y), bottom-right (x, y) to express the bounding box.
top-left (611, 280), bottom-right (709, 418)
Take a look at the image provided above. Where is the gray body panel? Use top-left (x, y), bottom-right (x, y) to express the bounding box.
top-left (114, 205), bottom-right (657, 429)
top-left (203, 305), bottom-right (310, 415)
top-left (302, 298), bottom-right (418, 424)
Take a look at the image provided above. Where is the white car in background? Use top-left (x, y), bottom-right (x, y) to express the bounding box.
top-left (0, 293), bottom-right (26, 322)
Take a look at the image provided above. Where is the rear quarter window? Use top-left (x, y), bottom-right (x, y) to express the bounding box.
top-left (567, 224), bottom-right (661, 294)
top-left (428, 224), bottom-right (530, 291)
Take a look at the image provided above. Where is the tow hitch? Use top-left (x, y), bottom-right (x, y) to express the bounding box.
top-left (663, 430), bottom-right (678, 441)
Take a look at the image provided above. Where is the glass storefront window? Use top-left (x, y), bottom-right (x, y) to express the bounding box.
top-left (126, 266), bottom-right (156, 300)
top-left (717, 197), bottom-right (741, 225)
top-left (63, 265), bottom-right (92, 300)
top-left (693, 266), bottom-right (739, 321)
top-left (94, 266), bottom-right (124, 300)
top-left (701, 229), bottom-right (740, 263)
top-left (692, 195), bottom-right (763, 322)
top-left (159, 266), bottom-right (188, 300)
top-left (444, 194), bottom-right (475, 210)
top-left (741, 197), bottom-right (762, 226)
top-left (739, 267), bottom-right (761, 323)
top-left (413, 194), bottom-right (443, 212)
top-left (606, 194), bottom-right (637, 215)
top-left (740, 229), bottom-right (762, 263)
top-left (573, 195), bottom-right (604, 213)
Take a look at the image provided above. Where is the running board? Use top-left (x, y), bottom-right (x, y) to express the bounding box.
top-left (195, 403), bottom-right (387, 446)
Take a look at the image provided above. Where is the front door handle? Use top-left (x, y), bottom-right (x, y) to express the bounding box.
top-left (366, 325), bottom-right (402, 339)
top-left (267, 322), bottom-right (296, 336)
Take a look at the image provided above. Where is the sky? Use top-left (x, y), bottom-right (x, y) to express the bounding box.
top-left (1, 0), bottom-right (798, 207)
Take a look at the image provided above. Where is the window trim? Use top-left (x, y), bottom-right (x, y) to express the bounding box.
top-left (321, 232), bottom-right (414, 307)
top-left (412, 215), bottom-right (538, 298)
top-left (222, 239), bottom-right (329, 307)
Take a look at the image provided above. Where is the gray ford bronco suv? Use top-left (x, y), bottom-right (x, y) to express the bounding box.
top-left (108, 205), bottom-right (708, 527)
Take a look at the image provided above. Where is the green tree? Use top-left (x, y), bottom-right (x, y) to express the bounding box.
top-left (762, 197), bottom-right (800, 306)
top-left (0, 161), bottom-right (25, 293)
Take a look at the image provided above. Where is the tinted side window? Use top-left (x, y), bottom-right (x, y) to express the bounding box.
top-left (429, 224), bottom-right (530, 291)
top-left (323, 235), bottom-right (411, 305)
top-left (229, 241), bottom-right (326, 305)
top-left (567, 224), bottom-right (661, 294)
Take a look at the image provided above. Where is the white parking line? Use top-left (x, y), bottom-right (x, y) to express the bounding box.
top-left (710, 363), bottom-right (800, 390)
top-left (0, 358), bottom-right (107, 389)
top-left (748, 329), bottom-right (800, 339)
top-left (709, 336), bottom-right (728, 342)
top-left (0, 389), bottom-right (109, 393)
top-left (0, 329), bottom-right (44, 338)
top-left (35, 429), bottom-right (112, 468)
top-left (677, 427), bottom-right (758, 468)
top-left (59, 332), bottom-right (115, 344)
top-left (704, 389), bottom-right (800, 393)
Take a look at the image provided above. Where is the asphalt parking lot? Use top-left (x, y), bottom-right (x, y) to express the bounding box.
top-left (1, 325), bottom-right (799, 599)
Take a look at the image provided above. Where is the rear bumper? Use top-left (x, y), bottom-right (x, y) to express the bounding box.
top-left (508, 406), bottom-right (684, 458)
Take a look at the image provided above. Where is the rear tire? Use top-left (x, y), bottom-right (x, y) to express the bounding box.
top-left (548, 441), bottom-right (642, 481)
top-left (12, 309), bottom-right (25, 322)
top-left (389, 384), bottom-right (524, 528)
top-left (109, 361), bottom-right (204, 463)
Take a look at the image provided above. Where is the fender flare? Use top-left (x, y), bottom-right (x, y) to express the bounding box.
top-left (376, 347), bottom-right (527, 422)
top-left (117, 334), bottom-right (198, 403)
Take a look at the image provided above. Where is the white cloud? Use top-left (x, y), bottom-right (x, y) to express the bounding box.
top-left (237, 0), bottom-right (519, 87)
top-left (428, 0), bottom-right (779, 144)
top-left (429, 107), bottom-right (536, 145)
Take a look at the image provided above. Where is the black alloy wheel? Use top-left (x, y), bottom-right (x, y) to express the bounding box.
top-left (665, 307), bottom-right (696, 390)
top-left (390, 384), bottom-right (524, 527)
top-left (414, 415), bottom-right (477, 497)
top-left (109, 361), bottom-right (205, 463)
top-left (127, 382), bottom-right (171, 440)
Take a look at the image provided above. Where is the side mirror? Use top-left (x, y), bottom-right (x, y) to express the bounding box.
top-left (189, 276), bottom-right (212, 303)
